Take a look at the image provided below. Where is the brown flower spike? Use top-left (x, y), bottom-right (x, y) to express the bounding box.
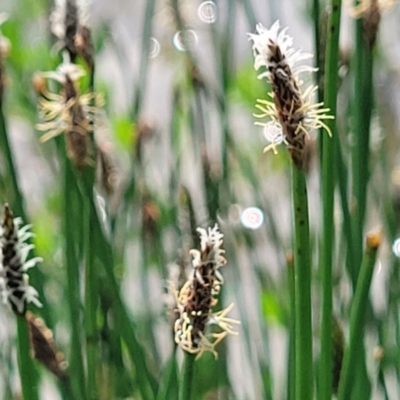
top-left (27, 312), bottom-right (68, 380)
top-left (36, 61), bottom-right (102, 168)
top-left (173, 225), bottom-right (239, 358)
top-left (249, 21), bottom-right (333, 169)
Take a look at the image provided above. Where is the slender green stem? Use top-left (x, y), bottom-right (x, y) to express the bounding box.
top-left (83, 193), bottom-right (98, 400)
top-left (337, 234), bottom-right (380, 400)
top-left (132, 0), bottom-right (156, 118)
top-left (82, 69), bottom-right (99, 400)
top-left (351, 14), bottom-right (374, 284)
top-left (156, 350), bottom-right (178, 400)
top-left (0, 105), bottom-right (25, 219)
top-left (63, 154), bottom-right (87, 400)
top-left (16, 316), bottom-right (39, 400)
top-left (319, 1), bottom-right (341, 399)
top-left (179, 352), bottom-right (196, 400)
top-left (287, 254), bottom-right (296, 400)
top-left (291, 164), bottom-right (313, 400)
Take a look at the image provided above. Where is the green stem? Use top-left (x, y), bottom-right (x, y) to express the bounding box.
top-left (84, 193), bottom-right (98, 400)
top-left (132, 0), bottom-right (156, 118)
top-left (0, 104), bottom-right (25, 219)
top-left (291, 165), bottom-right (313, 400)
top-left (287, 254), bottom-right (296, 400)
top-left (337, 234), bottom-right (380, 400)
top-left (63, 155), bottom-right (87, 400)
top-left (82, 68), bottom-right (99, 400)
top-left (351, 15), bottom-right (374, 284)
top-left (179, 352), bottom-right (196, 400)
top-left (319, 1), bottom-right (341, 399)
top-left (16, 316), bottom-right (39, 400)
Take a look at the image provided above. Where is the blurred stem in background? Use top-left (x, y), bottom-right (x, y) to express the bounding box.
top-left (63, 152), bottom-right (87, 400)
top-left (319, 0), bottom-right (341, 399)
top-left (338, 233), bottom-right (380, 400)
top-left (351, 2), bottom-right (376, 284)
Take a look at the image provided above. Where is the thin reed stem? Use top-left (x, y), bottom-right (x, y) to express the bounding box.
top-left (63, 153), bottom-right (87, 400)
top-left (83, 194), bottom-right (98, 400)
top-left (132, 0), bottom-right (156, 117)
top-left (179, 352), bottom-right (195, 400)
top-left (16, 316), bottom-right (39, 400)
top-left (291, 165), bottom-right (313, 400)
top-left (287, 254), bottom-right (295, 400)
top-left (337, 233), bottom-right (380, 400)
top-left (351, 15), bottom-right (374, 284)
top-left (319, 1), bottom-right (341, 399)
top-left (82, 69), bottom-right (99, 400)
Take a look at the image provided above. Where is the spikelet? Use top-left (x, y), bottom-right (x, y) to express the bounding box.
top-left (0, 205), bottom-right (42, 316)
top-left (36, 60), bottom-right (103, 168)
top-left (27, 312), bottom-right (68, 380)
top-left (173, 224), bottom-right (240, 359)
top-left (249, 21), bottom-right (333, 169)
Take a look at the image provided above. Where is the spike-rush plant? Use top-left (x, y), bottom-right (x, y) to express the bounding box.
top-left (0, 0), bottom-right (398, 399)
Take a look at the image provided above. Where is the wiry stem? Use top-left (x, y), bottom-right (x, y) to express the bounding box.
top-left (17, 316), bottom-right (39, 400)
top-left (179, 352), bottom-right (195, 400)
top-left (291, 164), bottom-right (313, 400)
top-left (319, 1), bottom-right (341, 399)
top-left (338, 233), bottom-right (380, 399)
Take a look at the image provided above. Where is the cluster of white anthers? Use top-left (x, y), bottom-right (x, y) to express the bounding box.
top-left (248, 21), bottom-right (333, 167)
top-left (173, 224), bottom-right (239, 358)
top-left (0, 205), bottom-right (42, 316)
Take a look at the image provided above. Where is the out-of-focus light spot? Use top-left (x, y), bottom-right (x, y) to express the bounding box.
top-left (149, 38), bottom-right (160, 59)
top-left (172, 30), bottom-right (198, 52)
top-left (263, 122), bottom-right (284, 145)
top-left (198, 1), bottom-right (217, 24)
top-left (240, 207), bottom-right (264, 230)
top-left (392, 238), bottom-right (400, 257)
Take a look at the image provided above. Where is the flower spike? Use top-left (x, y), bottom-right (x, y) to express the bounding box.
top-left (173, 224), bottom-right (240, 358)
top-left (249, 21), bottom-right (333, 169)
top-left (0, 205), bottom-right (42, 316)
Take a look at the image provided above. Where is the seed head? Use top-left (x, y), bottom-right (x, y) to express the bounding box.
top-left (36, 60), bottom-right (103, 168)
top-left (0, 205), bottom-right (42, 316)
top-left (27, 312), bottom-right (68, 380)
top-left (249, 21), bottom-right (333, 169)
top-left (173, 224), bottom-right (240, 358)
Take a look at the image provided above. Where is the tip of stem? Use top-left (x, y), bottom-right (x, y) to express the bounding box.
top-left (366, 231), bottom-right (382, 249)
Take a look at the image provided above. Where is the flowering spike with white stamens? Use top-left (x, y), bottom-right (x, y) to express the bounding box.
top-left (249, 21), bottom-right (334, 169)
top-left (36, 58), bottom-right (103, 168)
top-left (173, 224), bottom-right (240, 358)
top-left (0, 205), bottom-right (42, 316)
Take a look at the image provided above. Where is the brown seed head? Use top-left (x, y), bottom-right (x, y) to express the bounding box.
top-left (26, 312), bottom-right (69, 380)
